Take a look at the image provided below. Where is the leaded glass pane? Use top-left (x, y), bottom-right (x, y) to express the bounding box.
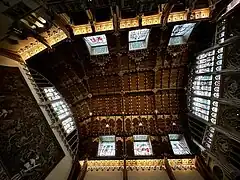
top-left (128, 29), bottom-right (150, 51)
top-left (133, 135), bottom-right (153, 156)
top-left (84, 34), bottom-right (109, 55)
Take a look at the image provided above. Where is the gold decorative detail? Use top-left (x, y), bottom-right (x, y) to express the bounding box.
top-left (72, 24), bottom-right (92, 35)
top-left (120, 18), bottom-right (139, 29)
top-left (18, 39), bottom-right (47, 60)
top-left (142, 14), bottom-right (160, 26)
top-left (79, 159), bottom-right (195, 171)
top-left (80, 160), bottom-right (124, 170)
top-left (168, 11), bottom-right (186, 22)
top-left (126, 159), bottom-right (163, 167)
top-left (15, 8), bottom-right (210, 61)
top-left (42, 27), bottom-right (67, 46)
top-left (168, 158), bottom-right (195, 169)
top-left (191, 8), bottom-right (210, 19)
top-left (94, 20), bottom-right (114, 32)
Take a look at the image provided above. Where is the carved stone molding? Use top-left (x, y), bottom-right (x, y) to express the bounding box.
top-left (218, 105), bottom-right (240, 134)
top-left (223, 75), bottom-right (240, 99)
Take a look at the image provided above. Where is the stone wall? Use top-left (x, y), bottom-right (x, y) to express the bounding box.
top-left (0, 66), bottom-right (64, 180)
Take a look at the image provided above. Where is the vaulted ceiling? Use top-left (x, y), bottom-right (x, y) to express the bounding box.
top-left (27, 21), bottom-right (215, 137)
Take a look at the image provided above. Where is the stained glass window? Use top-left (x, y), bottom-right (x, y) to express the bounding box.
top-left (192, 75), bottom-right (212, 97)
top-left (98, 135), bottom-right (115, 156)
top-left (43, 87), bottom-right (75, 134)
top-left (84, 34), bottom-right (109, 55)
top-left (196, 50), bottom-right (215, 74)
top-left (129, 29), bottom-right (150, 51)
top-left (51, 101), bottom-right (70, 120)
top-left (169, 134), bottom-right (191, 155)
top-left (43, 87), bottom-right (61, 101)
top-left (191, 97), bottom-right (211, 121)
top-left (133, 135), bottom-right (153, 156)
top-left (168, 23), bottom-right (196, 45)
top-left (62, 117), bottom-right (75, 134)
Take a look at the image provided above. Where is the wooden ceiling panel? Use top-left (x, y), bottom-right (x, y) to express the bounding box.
top-left (106, 76), bottom-right (114, 93)
top-left (162, 70), bottom-right (170, 88)
top-left (170, 69), bottom-right (178, 88)
top-left (155, 94), bottom-right (162, 112)
top-left (130, 73), bottom-right (138, 91)
top-left (26, 26), bottom-right (191, 135)
top-left (98, 77), bottom-right (107, 93)
top-left (89, 77), bottom-right (99, 94)
top-left (139, 72), bottom-right (146, 90)
top-left (121, 54), bottom-right (130, 70)
top-left (123, 74), bottom-right (130, 91)
top-left (145, 71), bottom-right (154, 89)
top-left (177, 68), bottom-right (185, 87)
top-left (162, 92), bottom-right (170, 113)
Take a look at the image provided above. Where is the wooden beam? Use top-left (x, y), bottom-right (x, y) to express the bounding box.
top-left (0, 48), bottom-right (23, 62)
top-left (164, 157), bottom-right (177, 180)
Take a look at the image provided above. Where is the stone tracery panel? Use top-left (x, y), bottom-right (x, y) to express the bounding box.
top-left (222, 74), bottom-right (240, 100)
top-left (218, 104), bottom-right (240, 134)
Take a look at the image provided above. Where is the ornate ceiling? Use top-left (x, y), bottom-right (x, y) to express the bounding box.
top-left (26, 23), bottom-right (214, 137)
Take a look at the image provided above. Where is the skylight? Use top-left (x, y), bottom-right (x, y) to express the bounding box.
top-left (84, 34), bottom-right (109, 55)
top-left (168, 23), bottom-right (196, 46)
top-left (133, 135), bottom-right (153, 156)
top-left (129, 29), bottom-right (150, 51)
top-left (169, 134), bottom-right (191, 155)
top-left (98, 135), bottom-right (116, 156)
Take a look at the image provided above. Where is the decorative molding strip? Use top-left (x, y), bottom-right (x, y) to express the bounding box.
top-left (72, 24), bottom-right (93, 35)
top-left (94, 20), bottom-right (114, 32)
top-left (120, 18), bottom-right (139, 29)
top-left (79, 158), bottom-right (196, 172)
